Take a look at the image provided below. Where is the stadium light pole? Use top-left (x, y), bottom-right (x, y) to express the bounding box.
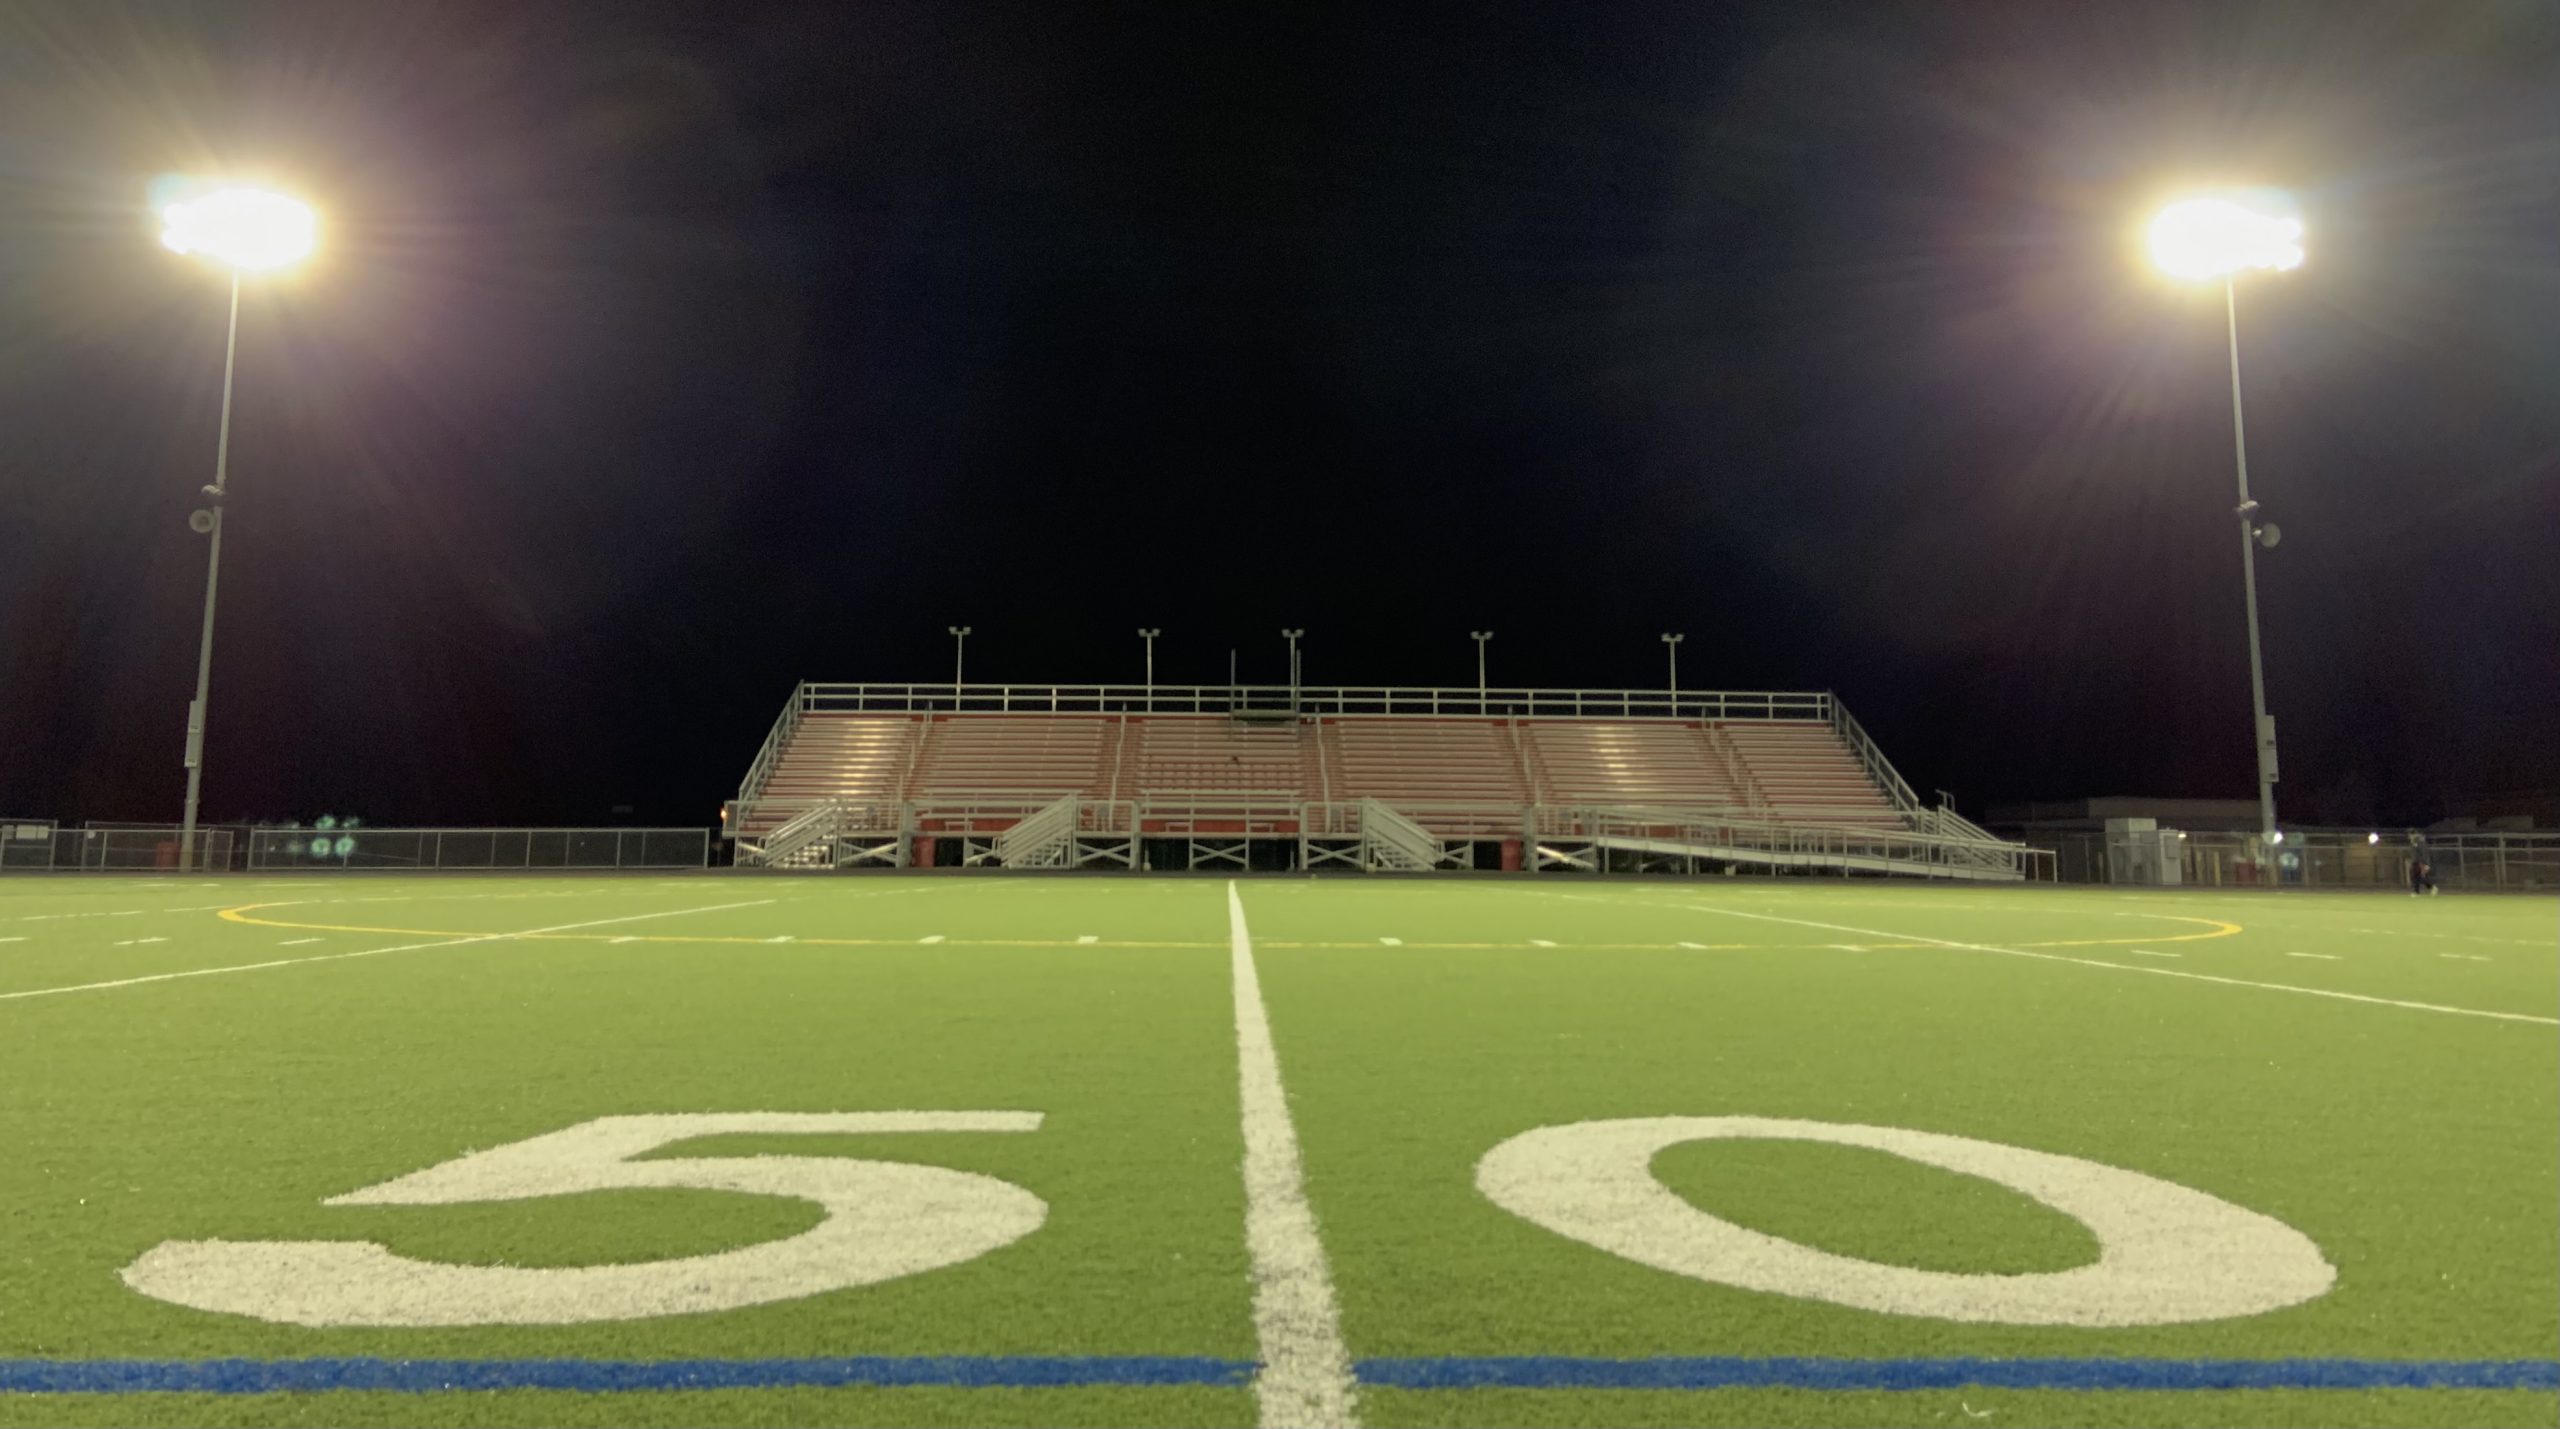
top-left (1470, 631), bottom-right (1493, 701)
top-left (1281, 629), bottom-right (1303, 709)
top-left (948, 626), bottom-right (971, 692)
top-left (157, 181), bottom-right (319, 873)
top-left (1138, 628), bottom-right (1160, 707)
top-left (1661, 632), bottom-right (1684, 702)
top-left (2149, 193), bottom-right (2302, 850)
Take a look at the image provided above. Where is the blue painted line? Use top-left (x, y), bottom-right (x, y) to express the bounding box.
top-left (1354, 1357), bottom-right (2560, 1392)
top-left (0, 1357), bottom-right (1255, 1394)
top-left (1, 1355), bottom-right (2552, 1395)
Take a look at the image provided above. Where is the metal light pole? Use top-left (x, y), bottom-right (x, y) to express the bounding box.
top-left (1281, 629), bottom-right (1303, 708)
top-left (949, 625), bottom-right (971, 691)
top-left (158, 182), bottom-right (318, 874)
top-left (2223, 277), bottom-right (2281, 846)
top-left (177, 272), bottom-right (243, 874)
top-left (2148, 193), bottom-right (2299, 851)
top-left (1470, 631), bottom-right (1493, 701)
top-left (1661, 632), bottom-right (1684, 703)
top-left (1138, 628), bottom-right (1160, 706)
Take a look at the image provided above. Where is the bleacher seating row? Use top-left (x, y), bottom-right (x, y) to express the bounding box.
top-left (742, 713), bottom-right (1903, 835)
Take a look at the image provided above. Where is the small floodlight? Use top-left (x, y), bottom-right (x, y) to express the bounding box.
top-left (2149, 195), bottom-right (2304, 281)
top-left (2367, 832), bottom-right (2380, 845)
top-left (2269, 830), bottom-right (2285, 844)
top-left (158, 184), bottom-right (318, 272)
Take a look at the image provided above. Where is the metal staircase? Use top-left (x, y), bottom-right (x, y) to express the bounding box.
top-left (991, 793), bottom-right (1080, 869)
top-left (1359, 798), bottom-right (1447, 872)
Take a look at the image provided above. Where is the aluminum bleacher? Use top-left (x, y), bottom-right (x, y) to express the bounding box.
top-left (1715, 719), bottom-right (1904, 826)
top-left (1328, 719), bottom-right (1528, 806)
top-left (911, 716), bottom-right (1114, 800)
top-left (726, 683), bottom-right (2026, 878)
top-left (1525, 720), bottom-right (1744, 810)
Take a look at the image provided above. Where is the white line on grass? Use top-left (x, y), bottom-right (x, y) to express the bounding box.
top-left (0, 900), bottom-right (776, 1005)
top-left (1635, 901), bottom-right (2558, 1028)
top-left (1077, 934), bottom-right (1100, 944)
top-left (1226, 881), bottom-right (1359, 1429)
top-left (2287, 952), bottom-right (2338, 961)
top-left (1530, 939), bottom-right (1557, 948)
top-left (1378, 937), bottom-right (1402, 946)
top-left (111, 937), bottom-right (169, 946)
top-left (919, 935), bottom-right (945, 945)
top-left (2441, 953), bottom-right (2490, 963)
top-left (2127, 949), bottom-right (2180, 959)
top-left (278, 938), bottom-right (321, 946)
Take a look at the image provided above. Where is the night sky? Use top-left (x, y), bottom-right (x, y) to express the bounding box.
top-left (3, 1), bottom-right (2555, 830)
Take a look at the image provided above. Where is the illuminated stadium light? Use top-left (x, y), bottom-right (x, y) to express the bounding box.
top-left (2148, 194), bottom-right (2303, 281)
top-left (157, 183), bottom-right (319, 272)
top-left (2143, 189), bottom-right (2301, 851)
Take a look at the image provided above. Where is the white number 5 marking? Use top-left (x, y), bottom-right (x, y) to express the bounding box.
top-left (123, 1112), bottom-right (1045, 1326)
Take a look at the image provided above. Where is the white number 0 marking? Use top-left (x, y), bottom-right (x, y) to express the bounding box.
top-left (1476, 1117), bottom-right (2334, 1326)
top-left (123, 1112), bottom-right (1045, 1326)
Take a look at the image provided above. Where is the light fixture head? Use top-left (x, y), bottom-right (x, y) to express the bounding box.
top-left (157, 182), bottom-right (318, 272)
top-left (2148, 192), bottom-right (2304, 280)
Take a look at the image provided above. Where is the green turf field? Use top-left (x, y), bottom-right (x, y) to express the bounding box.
top-left (0, 873), bottom-right (2552, 1427)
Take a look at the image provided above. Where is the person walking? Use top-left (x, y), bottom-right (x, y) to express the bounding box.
top-left (2407, 833), bottom-right (2439, 896)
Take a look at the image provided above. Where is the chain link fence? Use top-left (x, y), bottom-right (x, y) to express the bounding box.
top-left (0, 825), bottom-right (707, 873)
top-left (2022, 829), bottom-right (2558, 891)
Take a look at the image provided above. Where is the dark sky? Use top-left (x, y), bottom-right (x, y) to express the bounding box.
top-left (3, 0), bottom-right (2555, 829)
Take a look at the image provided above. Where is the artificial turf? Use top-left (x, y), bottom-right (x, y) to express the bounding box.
top-left (0, 872), bottom-right (2551, 1426)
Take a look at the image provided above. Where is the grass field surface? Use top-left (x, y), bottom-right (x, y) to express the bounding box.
top-left (0, 873), bottom-right (2552, 1426)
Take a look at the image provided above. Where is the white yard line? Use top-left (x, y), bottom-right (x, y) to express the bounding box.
top-left (919, 935), bottom-right (945, 945)
top-left (2287, 952), bottom-right (2338, 961)
top-left (1076, 934), bottom-right (1100, 944)
top-left (278, 938), bottom-right (321, 946)
top-left (1643, 902), bottom-right (2557, 1028)
top-left (0, 899), bottom-right (775, 1005)
top-left (110, 937), bottom-right (169, 947)
top-left (1226, 881), bottom-right (1358, 1429)
top-left (2127, 949), bottom-right (2180, 959)
top-left (1378, 937), bottom-right (1402, 947)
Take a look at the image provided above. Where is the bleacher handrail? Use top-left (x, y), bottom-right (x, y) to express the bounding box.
top-left (735, 681), bottom-right (810, 803)
top-left (794, 682), bottom-right (1836, 721)
top-left (1825, 696), bottom-right (1924, 819)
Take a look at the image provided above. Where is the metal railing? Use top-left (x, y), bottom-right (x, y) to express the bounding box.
top-left (2022, 828), bottom-right (2560, 891)
top-left (1828, 698), bottom-right (1923, 818)
top-left (1550, 805), bottom-right (2034, 880)
top-left (0, 826), bottom-right (240, 873)
top-left (1359, 798), bottom-right (1446, 871)
top-left (788, 682), bottom-right (1838, 721)
top-left (246, 827), bottom-right (709, 871)
top-left (734, 682), bottom-right (809, 804)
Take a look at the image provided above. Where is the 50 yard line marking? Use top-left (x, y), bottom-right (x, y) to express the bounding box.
top-left (0, 899), bottom-right (776, 1005)
top-left (1226, 881), bottom-right (1359, 1429)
